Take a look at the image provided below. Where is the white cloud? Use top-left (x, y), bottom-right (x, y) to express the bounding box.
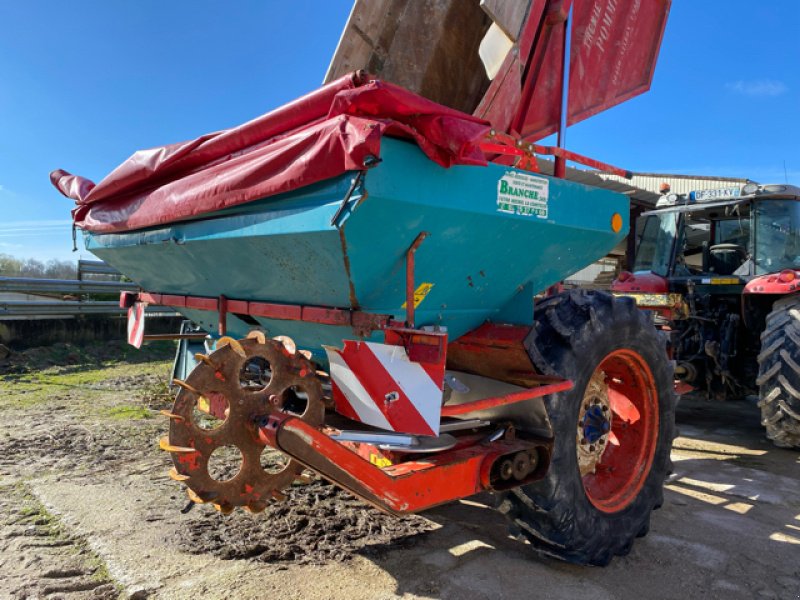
top-left (0, 219), bottom-right (72, 229)
top-left (0, 220), bottom-right (73, 237)
top-left (725, 79), bottom-right (787, 97)
top-left (0, 184), bottom-right (17, 197)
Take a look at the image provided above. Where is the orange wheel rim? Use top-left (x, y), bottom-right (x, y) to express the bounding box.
top-left (580, 349), bottom-right (659, 514)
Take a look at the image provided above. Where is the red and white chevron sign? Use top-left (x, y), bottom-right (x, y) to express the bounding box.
top-left (325, 339), bottom-right (445, 436)
top-left (127, 301), bottom-right (146, 348)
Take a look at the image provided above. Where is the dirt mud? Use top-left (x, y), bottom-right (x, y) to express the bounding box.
top-left (0, 484), bottom-right (119, 599)
top-left (1, 341), bottom-right (799, 599)
top-left (178, 480), bottom-right (432, 564)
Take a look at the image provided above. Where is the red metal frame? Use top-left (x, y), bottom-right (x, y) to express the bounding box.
top-left (441, 380), bottom-right (572, 417)
top-left (120, 290), bottom-right (394, 336)
top-left (259, 412), bottom-right (551, 514)
top-left (480, 131), bottom-right (631, 178)
top-left (134, 284), bottom-right (574, 513)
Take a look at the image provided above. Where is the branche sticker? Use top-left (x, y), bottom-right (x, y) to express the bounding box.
top-left (497, 171), bottom-right (549, 218)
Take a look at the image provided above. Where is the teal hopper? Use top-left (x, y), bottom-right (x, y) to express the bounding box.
top-left (88, 137), bottom-right (629, 353)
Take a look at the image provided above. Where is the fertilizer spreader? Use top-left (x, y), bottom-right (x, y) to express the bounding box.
top-left (51, 0), bottom-right (675, 565)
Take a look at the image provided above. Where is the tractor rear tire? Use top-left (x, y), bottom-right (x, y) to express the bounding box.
top-left (497, 289), bottom-right (675, 565)
top-left (757, 295), bottom-right (800, 448)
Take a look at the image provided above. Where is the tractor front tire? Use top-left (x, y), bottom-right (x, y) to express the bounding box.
top-left (497, 290), bottom-right (675, 565)
top-left (757, 295), bottom-right (800, 448)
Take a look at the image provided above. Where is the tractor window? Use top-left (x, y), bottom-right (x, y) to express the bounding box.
top-left (710, 217), bottom-right (751, 276)
top-left (673, 218), bottom-right (710, 275)
top-left (754, 200), bottom-right (800, 274)
top-left (633, 214), bottom-right (677, 276)
top-left (715, 219), bottom-right (751, 248)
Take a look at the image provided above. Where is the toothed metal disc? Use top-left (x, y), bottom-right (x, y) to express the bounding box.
top-left (164, 336), bottom-right (324, 512)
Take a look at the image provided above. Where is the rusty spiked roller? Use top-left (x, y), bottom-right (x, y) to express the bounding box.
top-left (161, 331), bottom-right (323, 513)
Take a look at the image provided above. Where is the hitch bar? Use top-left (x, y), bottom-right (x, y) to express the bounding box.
top-left (259, 412), bottom-right (552, 515)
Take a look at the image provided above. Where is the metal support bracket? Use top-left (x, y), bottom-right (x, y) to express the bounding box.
top-left (405, 232), bottom-right (429, 327)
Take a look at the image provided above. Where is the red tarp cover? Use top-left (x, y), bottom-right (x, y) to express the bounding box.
top-left (51, 73), bottom-right (490, 233)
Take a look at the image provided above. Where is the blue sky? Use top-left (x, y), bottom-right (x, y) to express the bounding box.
top-left (0, 1), bottom-right (798, 262)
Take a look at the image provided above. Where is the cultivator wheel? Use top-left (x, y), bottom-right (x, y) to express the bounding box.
top-left (161, 331), bottom-right (324, 513)
top-left (498, 289), bottom-right (675, 565)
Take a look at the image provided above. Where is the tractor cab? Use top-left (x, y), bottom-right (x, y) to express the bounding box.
top-left (612, 183), bottom-right (800, 430)
top-left (616, 183), bottom-right (800, 306)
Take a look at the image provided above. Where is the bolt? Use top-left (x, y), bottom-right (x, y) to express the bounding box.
top-left (602, 405), bottom-right (608, 412)
top-left (512, 452), bottom-right (531, 480)
top-left (580, 437), bottom-right (587, 445)
top-left (599, 439), bottom-right (605, 445)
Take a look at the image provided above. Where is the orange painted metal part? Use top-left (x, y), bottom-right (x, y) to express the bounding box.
top-left (405, 231), bottom-right (429, 328)
top-left (447, 322), bottom-right (564, 388)
top-left (441, 380), bottom-right (573, 417)
top-left (582, 349), bottom-right (659, 514)
top-left (259, 412), bottom-right (551, 514)
top-left (218, 294), bottom-right (228, 335)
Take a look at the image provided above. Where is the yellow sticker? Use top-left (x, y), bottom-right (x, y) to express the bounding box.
top-left (401, 282), bottom-right (434, 309)
top-left (369, 454), bottom-right (393, 468)
top-left (709, 278), bottom-right (740, 285)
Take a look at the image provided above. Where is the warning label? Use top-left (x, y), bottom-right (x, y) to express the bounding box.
top-left (401, 282), bottom-right (434, 309)
top-left (497, 171), bottom-right (549, 218)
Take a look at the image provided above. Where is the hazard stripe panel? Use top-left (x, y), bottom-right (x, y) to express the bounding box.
top-left (325, 341), bottom-right (443, 436)
top-left (127, 302), bottom-right (146, 348)
top-left (326, 349), bottom-right (393, 430)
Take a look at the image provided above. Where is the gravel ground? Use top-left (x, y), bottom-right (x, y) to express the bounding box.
top-left (1, 342), bottom-right (799, 599)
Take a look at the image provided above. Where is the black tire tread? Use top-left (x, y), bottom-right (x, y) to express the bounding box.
top-left (758, 295), bottom-right (800, 448)
top-left (501, 289), bottom-right (676, 565)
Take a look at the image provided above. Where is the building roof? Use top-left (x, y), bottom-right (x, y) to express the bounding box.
top-left (535, 159), bottom-right (662, 209)
top-left (595, 172), bottom-right (752, 200)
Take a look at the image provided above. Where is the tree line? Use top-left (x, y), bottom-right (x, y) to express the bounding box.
top-left (0, 254), bottom-right (77, 279)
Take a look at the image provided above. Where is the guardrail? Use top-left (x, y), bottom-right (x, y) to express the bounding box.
top-left (0, 301), bottom-right (175, 317)
top-left (0, 276), bottom-right (134, 295)
top-left (78, 259), bottom-right (121, 279)
top-left (0, 269), bottom-right (179, 319)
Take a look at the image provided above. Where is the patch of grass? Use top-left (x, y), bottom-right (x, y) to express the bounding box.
top-left (86, 554), bottom-right (118, 587)
top-left (139, 375), bottom-right (175, 410)
top-left (1, 360), bottom-right (173, 410)
top-left (105, 405), bottom-right (151, 420)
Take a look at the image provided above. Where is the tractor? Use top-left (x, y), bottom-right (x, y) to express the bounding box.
top-left (612, 183), bottom-right (800, 448)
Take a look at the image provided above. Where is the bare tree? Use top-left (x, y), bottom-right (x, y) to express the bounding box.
top-left (0, 254), bottom-right (77, 279)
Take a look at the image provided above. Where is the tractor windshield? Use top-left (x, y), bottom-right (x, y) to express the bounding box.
top-left (754, 200), bottom-right (800, 274)
top-left (633, 213), bottom-right (677, 276)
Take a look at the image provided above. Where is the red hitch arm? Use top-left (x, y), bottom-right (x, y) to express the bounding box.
top-left (259, 412), bottom-right (551, 515)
